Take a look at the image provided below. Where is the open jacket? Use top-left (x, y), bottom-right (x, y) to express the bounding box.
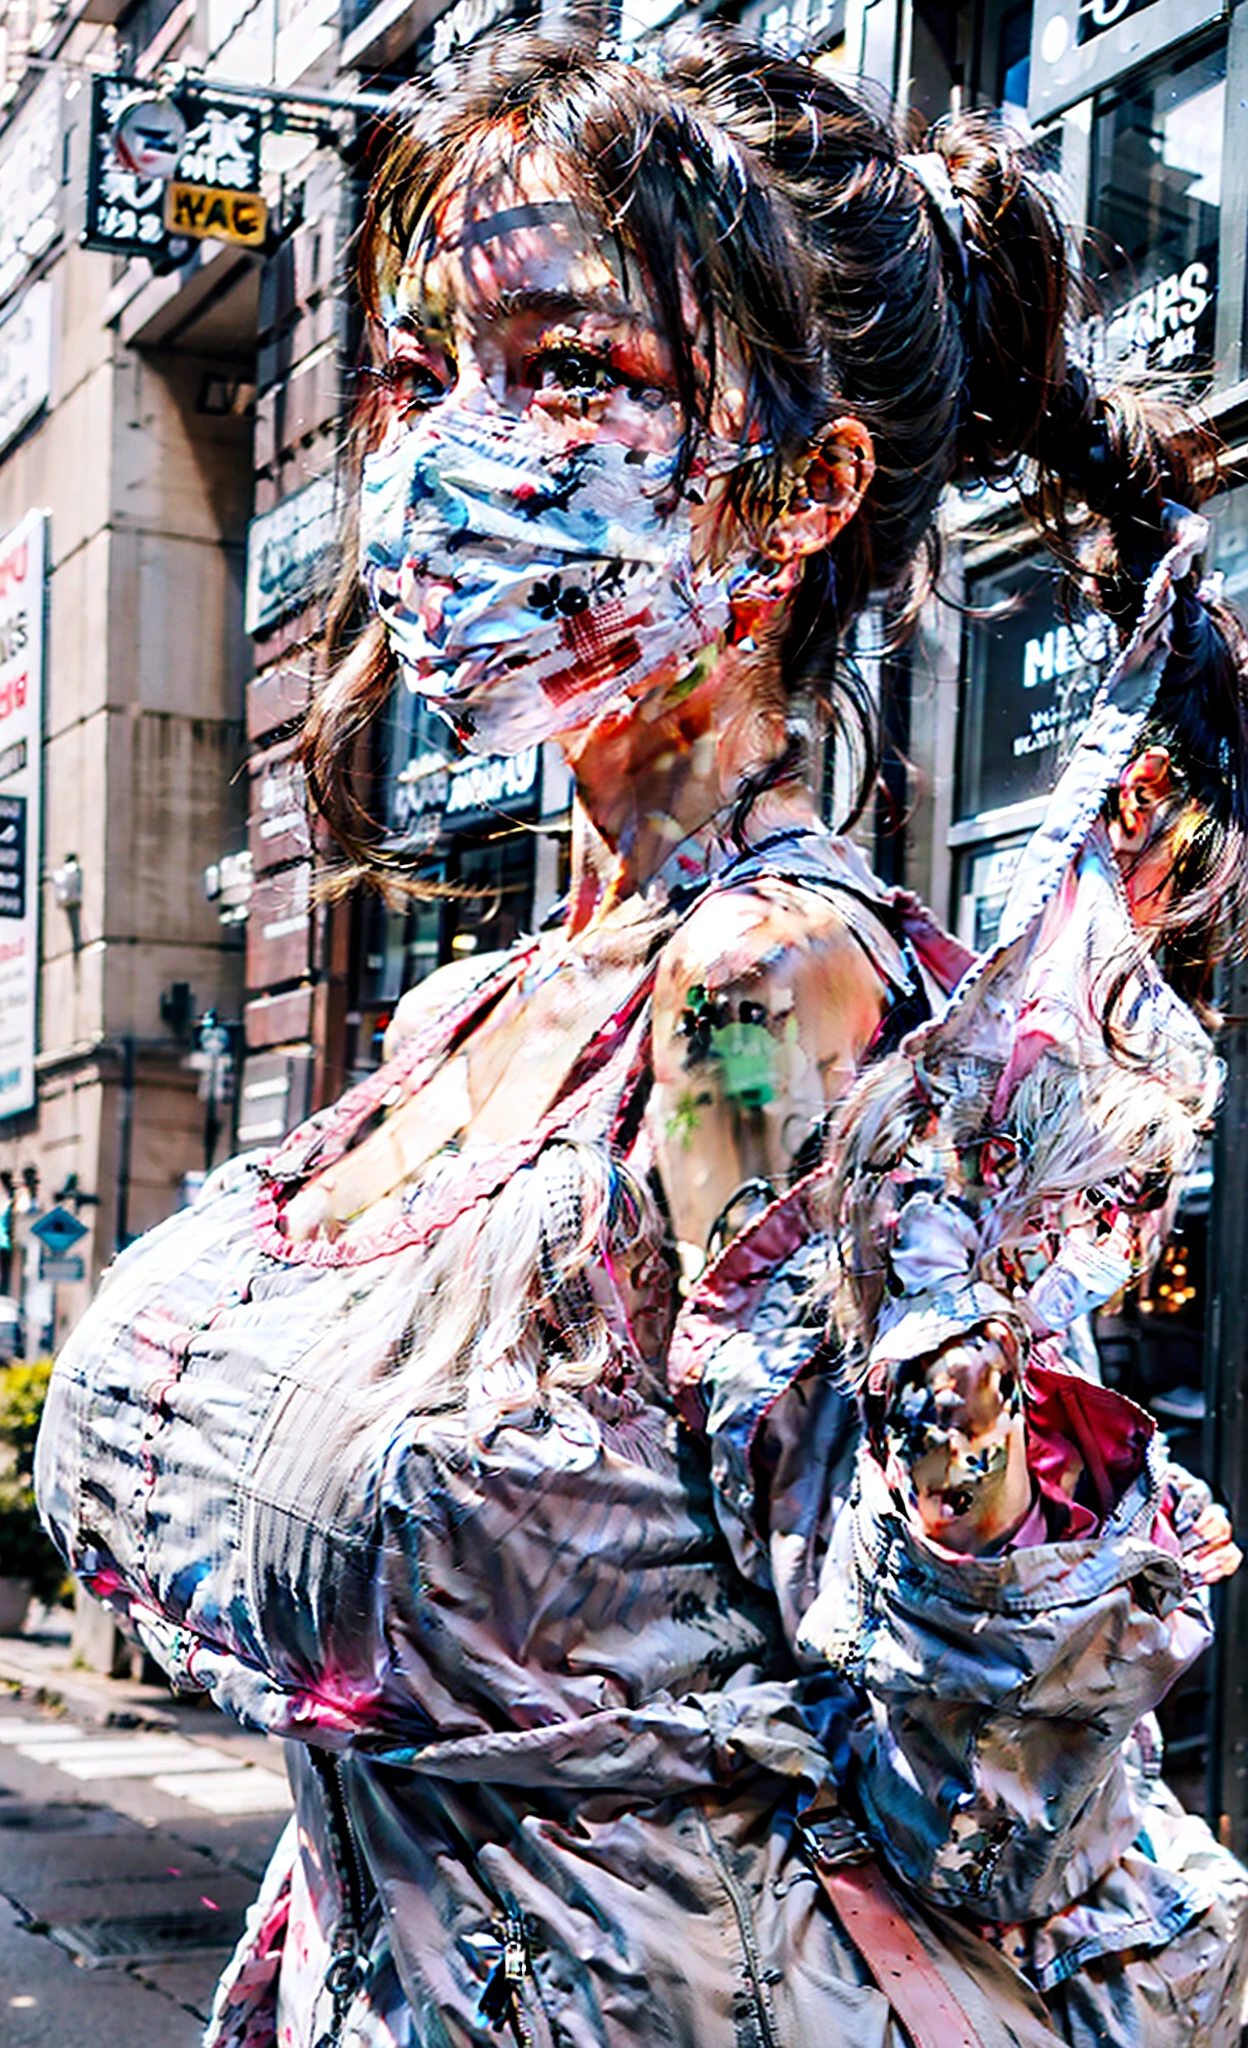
top-left (34, 826), bottom-right (1244, 2048)
top-left (41, 829), bottom-right (1053, 2048)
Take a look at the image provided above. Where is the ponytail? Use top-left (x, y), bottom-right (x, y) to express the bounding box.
top-left (313, 21), bottom-right (1248, 955)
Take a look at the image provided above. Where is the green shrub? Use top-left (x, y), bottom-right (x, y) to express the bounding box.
top-left (0, 1359), bottom-right (66, 1604)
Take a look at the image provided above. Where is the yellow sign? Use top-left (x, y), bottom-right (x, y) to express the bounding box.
top-left (164, 181), bottom-right (267, 248)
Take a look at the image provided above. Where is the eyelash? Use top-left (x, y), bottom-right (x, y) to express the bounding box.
top-left (372, 341), bottom-right (663, 410)
top-left (526, 343), bottom-right (622, 395)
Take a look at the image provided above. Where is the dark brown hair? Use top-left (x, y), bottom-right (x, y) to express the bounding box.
top-left (305, 19), bottom-right (1248, 960)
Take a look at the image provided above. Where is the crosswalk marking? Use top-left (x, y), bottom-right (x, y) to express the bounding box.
top-left (28, 1741), bottom-right (239, 1781)
top-left (0, 1719), bottom-right (86, 1743)
top-left (0, 1716), bottom-right (291, 1813)
top-left (154, 1769), bottom-right (292, 1814)
top-left (18, 1735), bottom-right (227, 1762)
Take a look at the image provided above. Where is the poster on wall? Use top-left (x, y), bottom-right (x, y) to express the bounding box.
top-left (0, 510), bottom-right (44, 1118)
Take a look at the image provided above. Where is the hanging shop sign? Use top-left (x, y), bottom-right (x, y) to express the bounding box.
top-left (0, 281), bottom-right (52, 459)
top-left (244, 473), bottom-right (337, 633)
top-left (165, 182), bottom-right (268, 248)
top-left (1029, 0), bottom-right (1224, 121)
top-left (84, 77), bottom-right (264, 263)
top-left (0, 511), bottom-right (45, 1121)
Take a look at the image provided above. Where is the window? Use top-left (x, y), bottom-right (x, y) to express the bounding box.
top-left (1087, 39), bottom-right (1225, 382)
top-left (958, 558), bottom-right (1111, 822)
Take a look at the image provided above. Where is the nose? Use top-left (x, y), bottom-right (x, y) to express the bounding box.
top-left (448, 363), bottom-right (493, 413)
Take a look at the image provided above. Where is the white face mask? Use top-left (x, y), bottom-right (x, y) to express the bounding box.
top-left (359, 409), bottom-right (776, 757)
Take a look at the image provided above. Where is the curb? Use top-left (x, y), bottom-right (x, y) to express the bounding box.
top-left (0, 1646), bottom-right (184, 1729)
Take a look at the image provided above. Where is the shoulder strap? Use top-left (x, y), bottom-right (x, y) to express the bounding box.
top-left (805, 1844), bottom-right (1064, 2048)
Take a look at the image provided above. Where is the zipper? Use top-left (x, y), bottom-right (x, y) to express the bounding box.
top-left (309, 1750), bottom-right (370, 2048)
top-left (693, 1794), bottom-right (779, 2048)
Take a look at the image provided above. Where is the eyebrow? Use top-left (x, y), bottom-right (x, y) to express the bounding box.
top-left (389, 285), bottom-right (638, 339)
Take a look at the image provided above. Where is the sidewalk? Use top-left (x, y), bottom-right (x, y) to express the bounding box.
top-left (0, 1606), bottom-right (278, 1766)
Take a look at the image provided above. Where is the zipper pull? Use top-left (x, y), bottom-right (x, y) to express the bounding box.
top-left (503, 1915), bottom-right (528, 1981)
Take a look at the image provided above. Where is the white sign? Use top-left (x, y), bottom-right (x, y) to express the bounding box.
top-left (444, 746), bottom-right (540, 821)
top-left (111, 93), bottom-right (188, 181)
top-left (0, 282), bottom-right (51, 458)
top-left (738, 0), bottom-right (841, 54)
top-left (244, 474), bottom-right (337, 633)
top-left (0, 76), bottom-right (60, 307)
top-left (1085, 261), bottom-right (1213, 380)
top-left (0, 511), bottom-right (44, 1120)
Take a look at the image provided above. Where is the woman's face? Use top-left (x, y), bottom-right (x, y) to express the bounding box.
top-left (358, 137), bottom-right (811, 758)
top-left (378, 139), bottom-right (740, 472)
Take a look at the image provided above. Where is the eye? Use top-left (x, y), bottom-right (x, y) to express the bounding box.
top-left (380, 356), bottom-right (450, 415)
top-left (527, 344), bottom-right (620, 396)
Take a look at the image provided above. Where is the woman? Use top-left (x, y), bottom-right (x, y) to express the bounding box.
top-left (33, 24), bottom-right (1248, 2048)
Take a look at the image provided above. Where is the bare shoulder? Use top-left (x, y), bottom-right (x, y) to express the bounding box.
top-left (654, 875), bottom-right (901, 1052)
top-left (648, 876), bottom-right (906, 1255)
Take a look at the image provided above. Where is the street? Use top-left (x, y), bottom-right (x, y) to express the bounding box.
top-left (0, 1691), bottom-right (290, 2043)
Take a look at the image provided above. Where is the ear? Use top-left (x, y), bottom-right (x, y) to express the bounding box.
top-left (1116, 745), bottom-right (1174, 846)
top-left (762, 415), bottom-right (875, 563)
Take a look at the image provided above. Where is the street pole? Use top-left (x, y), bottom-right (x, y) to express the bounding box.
top-left (1204, 955), bottom-right (1248, 1856)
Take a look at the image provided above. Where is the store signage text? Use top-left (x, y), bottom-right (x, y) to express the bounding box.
top-left (0, 796), bottom-right (27, 918)
top-left (1075, 0), bottom-right (1154, 42)
top-left (166, 181), bottom-right (268, 247)
top-left (391, 750), bottom-right (451, 849)
top-left (0, 511), bottom-right (44, 1121)
top-left (244, 475), bottom-right (337, 634)
top-left (432, 0), bottom-right (513, 66)
top-left (444, 747), bottom-right (540, 827)
top-left (1087, 261), bottom-right (1214, 379)
top-left (1014, 617), bottom-right (1110, 760)
top-left (391, 743), bottom-right (541, 842)
top-left (0, 76), bottom-right (60, 308)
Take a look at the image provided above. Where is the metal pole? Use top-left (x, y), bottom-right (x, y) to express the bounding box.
top-left (114, 1034), bottom-right (135, 1257)
top-left (16, 53), bottom-right (397, 114)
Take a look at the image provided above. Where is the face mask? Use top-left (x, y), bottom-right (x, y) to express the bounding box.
top-left (359, 409), bottom-right (777, 757)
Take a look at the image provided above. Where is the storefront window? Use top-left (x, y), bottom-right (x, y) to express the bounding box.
top-left (954, 836), bottom-right (1028, 952)
top-left (446, 832), bottom-right (538, 961)
top-left (1086, 38), bottom-right (1225, 382)
top-left (957, 556), bottom-right (1112, 823)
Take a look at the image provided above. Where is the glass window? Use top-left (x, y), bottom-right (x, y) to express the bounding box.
top-left (998, 1), bottom-right (1032, 112)
top-left (1087, 39), bottom-right (1225, 383)
top-left (953, 835), bottom-right (1028, 952)
top-left (446, 833), bottom-right (536, 962)
top-left (958, 556), bottom-right (1112, 822)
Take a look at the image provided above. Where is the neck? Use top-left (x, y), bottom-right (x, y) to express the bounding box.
top-left (561, 647), bottom-right (813, 914)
